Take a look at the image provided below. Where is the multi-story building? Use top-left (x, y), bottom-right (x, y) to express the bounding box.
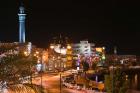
top-left (106, 54), bottom-right (137, 66)
top-left (72, 40), bottom-right (95, 57)
top-left (0, 42), bottom-right (32, 56)
top-left (72, 41), bottom-right (107, 68)
top-left (47, 44), bottom-right (72, 71)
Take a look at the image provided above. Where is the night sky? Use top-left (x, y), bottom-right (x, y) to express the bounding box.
top-left (0, 0), bottom-right (140, 55)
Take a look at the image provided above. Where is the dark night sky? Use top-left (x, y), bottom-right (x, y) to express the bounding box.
top-left (0, 0), bottom-right (140, 55)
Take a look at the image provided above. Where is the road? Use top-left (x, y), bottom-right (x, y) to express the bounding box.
top-left (32, 72), bottom-right (87, 93)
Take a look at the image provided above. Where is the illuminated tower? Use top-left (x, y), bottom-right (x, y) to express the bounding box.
top-left (18, 6), bottom-right (26, 43)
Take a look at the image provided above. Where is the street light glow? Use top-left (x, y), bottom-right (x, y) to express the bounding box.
top-left (50, 45), bottom-right (54, 49)
top-left (24, 51), bottom-right (28, 56)
top-left (36, 51), bottom-right (39, 54)
top-left (67, 45), bottom-right (71, 49)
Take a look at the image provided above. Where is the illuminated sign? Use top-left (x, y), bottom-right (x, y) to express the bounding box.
top-left (95, 48), bottom-right (103, 52)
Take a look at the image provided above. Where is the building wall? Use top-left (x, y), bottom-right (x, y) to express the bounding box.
top-left (105, 54), bottom-right (137, 66)
top-left (72, 40), bottom-right (95, 57)
top-left (0, 42), bottom-right (32, 55)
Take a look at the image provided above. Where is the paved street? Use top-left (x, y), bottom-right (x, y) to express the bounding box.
top-left (32, 73), bottom-right (92, 93)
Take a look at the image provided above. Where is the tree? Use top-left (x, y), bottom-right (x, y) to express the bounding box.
top-left (105, 68), bottom-right (130, 93)
top-left (71, 60), bottom-right (77, 69)
top-left (119, 80), bottom-right (130, 93)
top-left (81, 60), bottom-right (89, 84)
top-left (82, 61), bottom-right (89, 72)
top-left (0, 53), bottom-right (37, 90)
top-left (105, 75), bottom-right (113, 93)
top-left (92, 62), bottom-right (97, 70)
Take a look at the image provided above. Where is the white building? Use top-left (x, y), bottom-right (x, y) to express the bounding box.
top-left (72, 41), bottom-right (95, 57)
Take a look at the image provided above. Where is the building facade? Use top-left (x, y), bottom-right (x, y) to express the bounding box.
top-left (47, 44), bottom-right (72, 71)
top-left (72, 41), bottom-right (95, 57)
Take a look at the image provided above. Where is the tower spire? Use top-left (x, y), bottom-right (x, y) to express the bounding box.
top-left (18, 3), bottom-right (26, 43)
top-left (19, 6), bottom-right (25, 14)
